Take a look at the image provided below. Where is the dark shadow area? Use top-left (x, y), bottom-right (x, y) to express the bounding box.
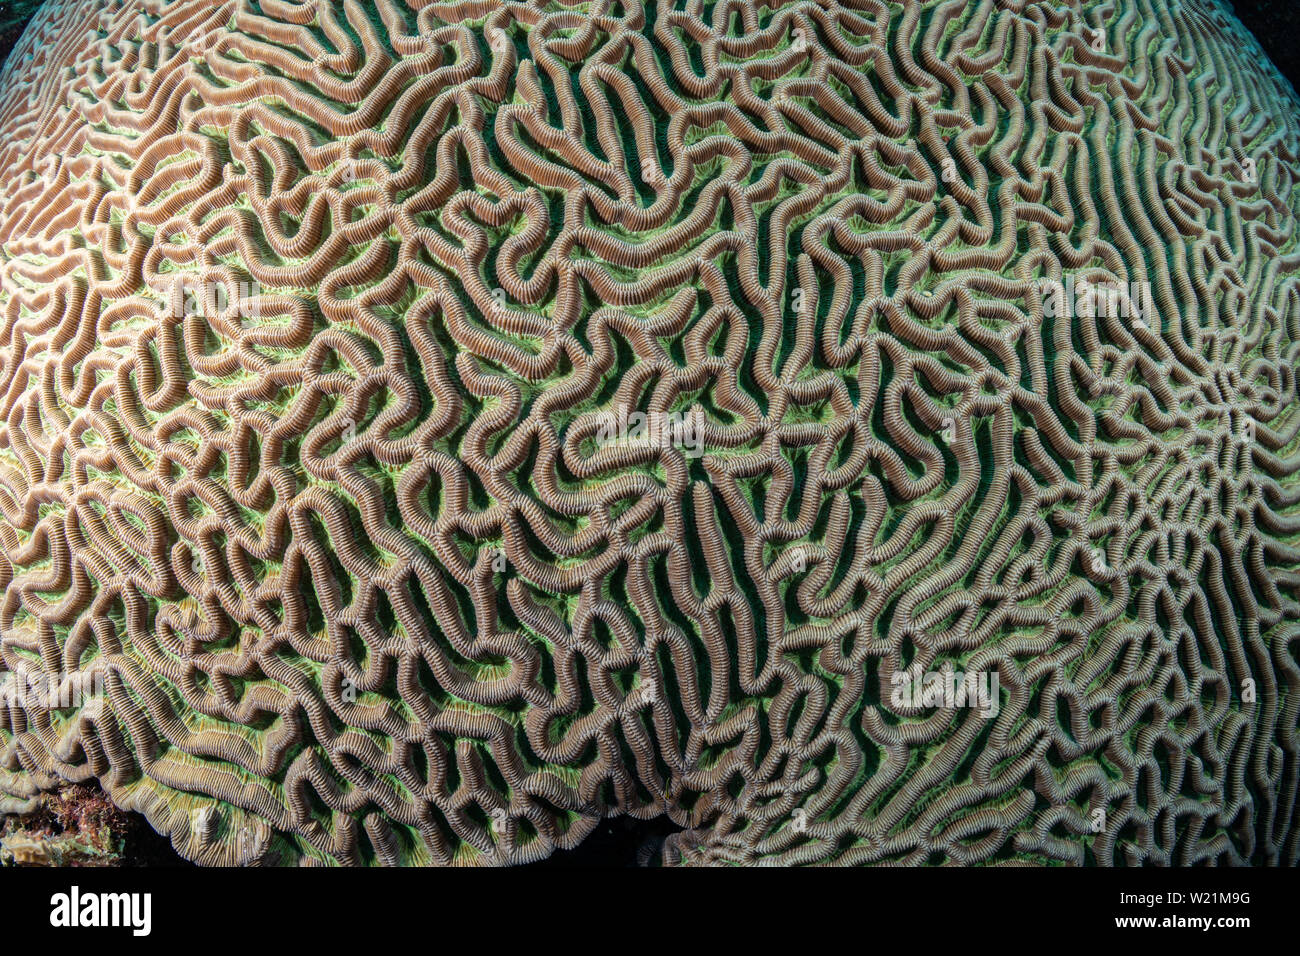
top-left (530, 814), bottom-right (685, 867)
top-left (120, 811), bottom-right (193, 867)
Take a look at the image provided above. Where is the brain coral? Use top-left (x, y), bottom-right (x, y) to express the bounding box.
top-left (0, 0), bottom-right (1298, 868)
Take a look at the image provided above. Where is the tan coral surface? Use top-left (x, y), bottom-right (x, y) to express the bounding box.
top-left (1, 0), bottom-right (1299, 866)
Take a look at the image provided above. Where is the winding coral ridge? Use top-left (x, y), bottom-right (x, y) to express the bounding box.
top-left (0, 0), bottom-right (1298, 866)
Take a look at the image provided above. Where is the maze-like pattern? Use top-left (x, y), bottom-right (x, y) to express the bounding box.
top-left (0, 0), bottom-right (1299, 866)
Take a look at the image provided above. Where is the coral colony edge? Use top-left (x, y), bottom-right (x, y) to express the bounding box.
top-left (0, 0), bottom-right (1298, 868)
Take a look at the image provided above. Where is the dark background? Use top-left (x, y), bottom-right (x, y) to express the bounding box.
top-left (0, 1), bottom-right (39, 74)
top-left (1233, 0), bottom-right (1300, 90)
top-left (0, 0), bottom-right (1296, 868)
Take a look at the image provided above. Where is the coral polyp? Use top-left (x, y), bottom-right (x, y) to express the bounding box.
top-left (0, 0), bottom-right (1299, 866)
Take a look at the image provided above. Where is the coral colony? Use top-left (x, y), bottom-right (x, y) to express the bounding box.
top-left (0, 0), bottom-right (1297, 867)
